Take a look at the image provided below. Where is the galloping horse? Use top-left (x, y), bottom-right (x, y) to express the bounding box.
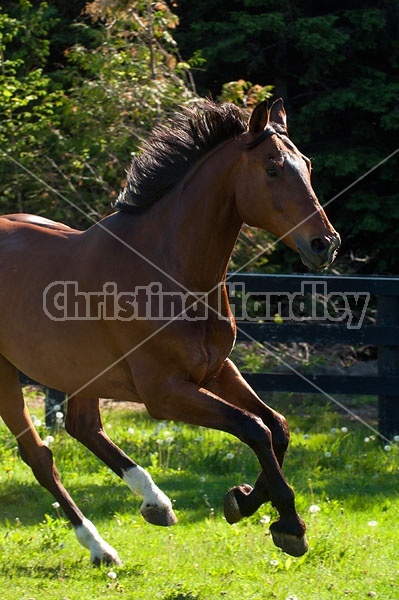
top-left (0, 99), bottom-right (340, 564)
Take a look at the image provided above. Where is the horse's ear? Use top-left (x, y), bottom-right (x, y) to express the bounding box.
top-left (248, 100), bottom-right (269, 134)
top-left (269, 98), bottom-right (287, 131)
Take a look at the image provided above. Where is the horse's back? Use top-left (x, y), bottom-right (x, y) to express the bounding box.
top-left (0, 213), bottom-right (81, 287)
top-left (0, 213), bottom-right (78, 233)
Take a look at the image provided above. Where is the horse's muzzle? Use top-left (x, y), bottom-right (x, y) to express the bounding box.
top-left (297, 233), bottom-right (341, 271)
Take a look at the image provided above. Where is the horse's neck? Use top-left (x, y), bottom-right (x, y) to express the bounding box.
top-left (154, 140), bottom-right (243, 290)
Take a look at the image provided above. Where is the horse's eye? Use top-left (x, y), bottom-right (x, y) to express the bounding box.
top-left (266, 168), bottom-right (278, 178)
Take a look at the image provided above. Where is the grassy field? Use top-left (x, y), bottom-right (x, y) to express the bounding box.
top-left (0, 390), bottom-right (398, 600)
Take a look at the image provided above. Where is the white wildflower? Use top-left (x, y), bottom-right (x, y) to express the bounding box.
top-left (260, 515), bottom-right (271, 525)
top-left (269, 559), bottom-right (279, 567)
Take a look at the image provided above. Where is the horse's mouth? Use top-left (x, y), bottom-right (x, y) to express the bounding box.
top-left (297, 237), bottom-right (340, 271)
top-left (298, 249), bottom-right (334, 271)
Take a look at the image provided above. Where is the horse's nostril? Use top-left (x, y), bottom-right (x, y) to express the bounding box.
top-left (310, 237), bottom-right (327, 255)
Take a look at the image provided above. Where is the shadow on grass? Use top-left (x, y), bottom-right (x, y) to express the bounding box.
top-left (0, 458), bottom-right (397, 531)
top-left (0, 472), bottom-right (234, 526)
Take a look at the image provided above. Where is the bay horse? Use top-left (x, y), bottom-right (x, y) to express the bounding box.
top-left (0, 99), bottom-right (340, 565)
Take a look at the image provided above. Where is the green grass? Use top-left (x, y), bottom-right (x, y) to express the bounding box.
top-left (0, 393), bottom-right (398, 600)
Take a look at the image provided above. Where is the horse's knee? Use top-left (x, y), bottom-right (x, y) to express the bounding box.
top-left (18, 441), bottom-right (59, 487)
top-left (18, 439), bottom-right (51, 467)
top-left (240, 415), bottom-right (273, 453)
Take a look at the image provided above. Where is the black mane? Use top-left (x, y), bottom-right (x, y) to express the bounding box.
top-left (115, 101), bottom-right (247, 211)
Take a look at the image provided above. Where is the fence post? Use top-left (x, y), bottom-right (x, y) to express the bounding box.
top-left (45, 388), bottom-right (66, 429)
top-left (377, 295), bottom-right (399, 440)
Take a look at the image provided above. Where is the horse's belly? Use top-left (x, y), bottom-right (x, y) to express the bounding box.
top-left (14, 348), bottom-right (140, 402)
top-left (0, 314), bottom-right (139, 401)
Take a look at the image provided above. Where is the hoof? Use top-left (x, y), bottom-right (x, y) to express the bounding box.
top-left (92, 550), bottom-right (122, 567)
top-left (141, 503), bottom-right (178, 526)
top-left (270, 521), bottom-right (308, 557)
top-left (223, 484), bottom-right (253, 524)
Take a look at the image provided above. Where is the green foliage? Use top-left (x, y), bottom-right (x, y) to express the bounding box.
top-left (219, 79), bottom-right (274, 107)
top-left (0, 2), bottom-right (65, 212)
top-left (0, 0), bottom-right (195, 226)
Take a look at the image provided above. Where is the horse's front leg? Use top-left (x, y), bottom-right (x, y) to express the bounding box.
top-left (65, 397), bottom-right (177, 527)
top-left (205, 358), bottom-right (289, 524)
top-left (138, 375), bottom-right (307, 557)
top-left (206, 358), bottom-right (290, 464)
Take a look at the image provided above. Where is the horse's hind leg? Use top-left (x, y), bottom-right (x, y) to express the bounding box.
top-left (0, 355), bottom-right (121, 565)
top-left (65, 396), bottom-right (177, 526)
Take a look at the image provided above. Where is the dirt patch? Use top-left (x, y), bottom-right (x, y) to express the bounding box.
top-left (23, 386), bottom-right (145, 414)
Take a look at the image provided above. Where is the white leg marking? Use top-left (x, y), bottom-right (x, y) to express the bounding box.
top-left (75, 518), bottom-right (122, 565)
top-left (123, 465), bottom-right (177, 526)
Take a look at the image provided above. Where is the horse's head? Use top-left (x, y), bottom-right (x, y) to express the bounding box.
top-left (235, 99), bottom-right (340, 270)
